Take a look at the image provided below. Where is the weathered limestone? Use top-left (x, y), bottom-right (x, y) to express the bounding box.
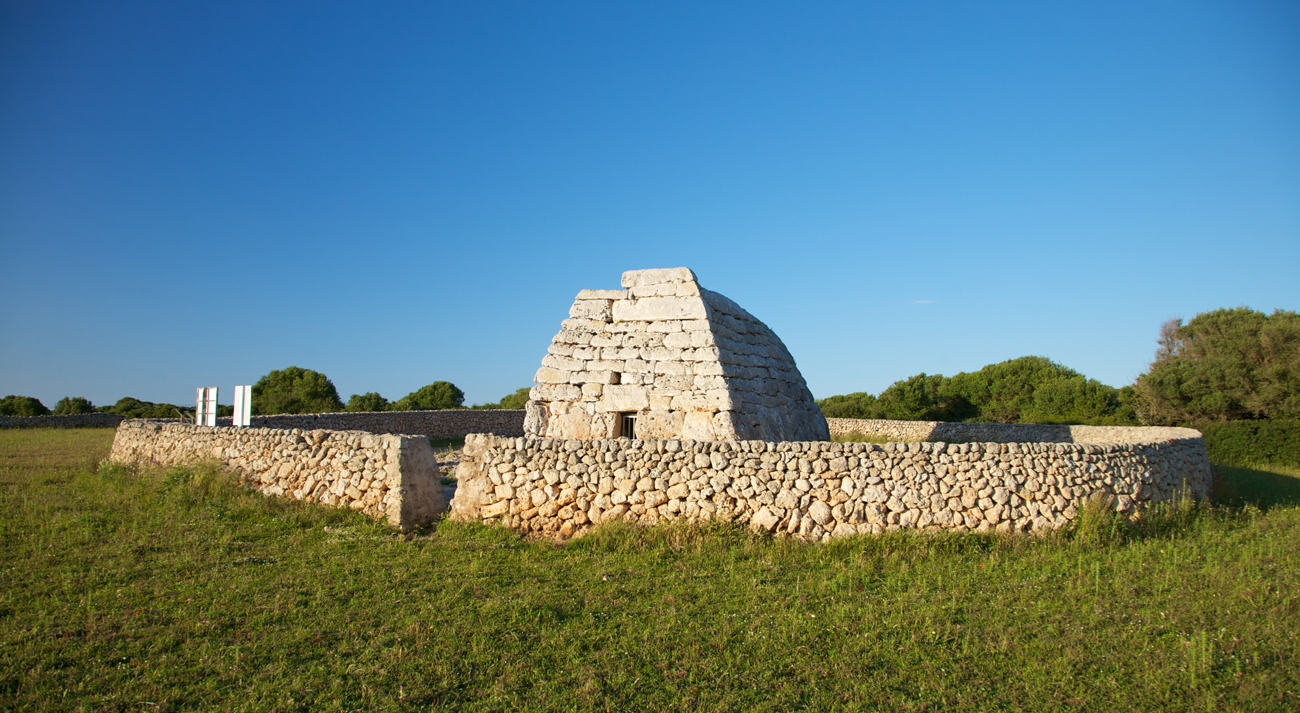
top-left (526, 268), bottom-right (829, 442)
top-left (108, 420), bottom-right (447, 530)
top-left (449, 422), bottom-right (1213, 541)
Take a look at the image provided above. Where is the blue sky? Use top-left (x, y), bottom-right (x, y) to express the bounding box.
top-left (2, 1), bottom-right (1297, 409)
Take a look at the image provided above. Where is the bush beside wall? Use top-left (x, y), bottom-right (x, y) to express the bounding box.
top-left (1196, 420), bottom-right (1300, 468)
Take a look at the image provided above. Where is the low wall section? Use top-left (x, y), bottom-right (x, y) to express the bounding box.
top-left (2, 410), bottom-right (524, 437)
top-left (448, 422), bottom-right (1212, 541)
top-left (824, 418), bottom-right (1196, 444)
top-left (1, 414), bottom-right (126, 429)
top-left (108, 420), bottom-right (446, 530)
top-left (231, 409), bottom-right (525, 440)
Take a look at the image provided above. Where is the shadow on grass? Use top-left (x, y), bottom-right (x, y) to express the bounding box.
top-left (1211, 463), bottom-right (1300, 510)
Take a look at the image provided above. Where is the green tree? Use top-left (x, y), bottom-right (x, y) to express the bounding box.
top-left (1134, 307), bottom-right (1300, 424)
top-left (53, 397), bottom-right (95, 415)
top-left (252, 367), bottom-right (345, 415)
top-left (1021, 376), bottom-right (1124, 424)
top-left (0, 395), bottom-right (51, 416)
top-left (346, 392), bottom-right (390, 412)
top-left (393, 381), bottom-right (464, 411)
top-left (817, 356), bottom-right (1137, 425)
top-left (816, 392), bottom-right (880, 419)
top-left (945, 356), bottom-right (1080, 423)
top-left (472, 387), bottom-right (531, 410)
top-left (97, 397), bottom-right (186, 418)
top-left (875, 374), bottom-right (975, 422)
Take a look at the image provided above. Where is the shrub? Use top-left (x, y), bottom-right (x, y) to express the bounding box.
top-left (945, 356), bottom-right (1083, 423)
top-left (393, 381), bottom-right (464, 411)
top-left (252, 367), bottom-right (345, 415)
top-left (97, 397), bottom-right (186, 419)
top-left (346, 392), bottom-right (391, 412)
top-left (53, 397), bottom-right (95, 415)
top-left (817, 356), bottom-right (1136, 425)
top-left (472, 387), bottom-right (531, 410)
top-left (1196, 420), bottom-right (1300, 468)
top-left (816, 392), bottom-right (879, 419)
top-left (1134, 308), bottom-right (1300, 424)
top-left (0, 395), bottom-right (50, 416)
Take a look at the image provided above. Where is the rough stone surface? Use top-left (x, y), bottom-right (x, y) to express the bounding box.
top-left (527, 268), bottom-right (829, 442)
top-left (0, 414), bottom-right (126, 429)
top-left (450, 422), bottom-right (1212, 542)
top-left (108, 420), bottom-right (446, 530)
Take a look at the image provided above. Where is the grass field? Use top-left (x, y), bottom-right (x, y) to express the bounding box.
top-left (2, 429), bottom-right (1298, 712)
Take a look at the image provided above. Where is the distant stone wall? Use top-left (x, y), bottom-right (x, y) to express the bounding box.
top-left (238, 409), bottom-right (524, 440)
top-left (108, 420), bottom-right (446, 530)
top-left (1, 410), bottom-right (524, 439)
top-left (0, 414), bottom-right (126, 429)
top-left (826, 418), bottom-right (1202, 445)
top-left (449, 423), bottom-right (1212, 541)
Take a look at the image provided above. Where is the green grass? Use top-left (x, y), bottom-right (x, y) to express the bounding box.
top-left (830, 432), bottom-right (899, 444)
top-left (2, 428), bottom-right (1299, 712)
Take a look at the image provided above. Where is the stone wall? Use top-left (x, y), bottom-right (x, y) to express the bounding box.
top-left (1, 410), bottom-right (524, 439)
top-left (826, 418), bottom-right (1202, 445)
top-left (0, 414), bottom-right (126, 429)
top-left (237, 409), bottom-right (524, 440)
top-left (108, 420), bottom-right (446, 530)
top-left (448, 423), bottom-right (1212, 541)
top-left (527, 267), bottom-right (828, 442)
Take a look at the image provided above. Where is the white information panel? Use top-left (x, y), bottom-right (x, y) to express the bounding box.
top-left (232, 385), bottom-right (252, 427)
top-left (196, 387), bottom-right (218, 427)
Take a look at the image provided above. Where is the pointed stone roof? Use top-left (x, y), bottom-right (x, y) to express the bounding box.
top-left (525, 268), bottom-right (829, 442)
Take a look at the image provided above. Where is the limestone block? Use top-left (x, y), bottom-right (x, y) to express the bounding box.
top-left (630, 283), bottom-right (683, 297)
top-left (621, 267), bottom-right (697, 288)
top-left (531, 384), bottom-right (581, 402)
top-left (597, 385), bottom-right (649, 412)
top-left (570, 370), bottom-right (619, 385)
top-left (613, 297), bottom-right (707, 322)
top-left (576, 289), bottom-right (629, 300)
top-left (569, 300), bottom-right (612, 321)
top-left (542, 354), bottom-right (586, 371)
top-left (682, 411), bottom-right (717, 441)
top-left (534, 367), bottom-right (571, 384)
top-left (637, 411), bottom-right (683, 439)
top-left (751, 507), bottom-right (780, 532)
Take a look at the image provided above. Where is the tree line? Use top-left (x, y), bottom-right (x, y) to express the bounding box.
top-left (1, 366), bottom-right (531, 418)
top-left (817, 307), bottom-right (1298, 427)
top-left (7, 306), bottom-right (1294, 426)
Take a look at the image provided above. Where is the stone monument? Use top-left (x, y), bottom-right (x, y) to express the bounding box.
top-left (524, 267), bottom-right (829, 442)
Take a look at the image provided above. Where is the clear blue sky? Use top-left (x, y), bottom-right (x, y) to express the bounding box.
top-left (2, 1), bottom-right (1297, 409)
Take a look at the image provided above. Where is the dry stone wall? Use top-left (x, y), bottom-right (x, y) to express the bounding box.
top-left (236, 409), bottom-right (524, 440)
top-left (449, 423), bottom-right (1211, 541)
top-left (826, 418), bottom-right (1201, 445)
top-left (1, 414), bottom-right (126, 429)
top-left (527, 267), bottom-right (828, 442)
top-left (109, 420), bottom-right (446, 530)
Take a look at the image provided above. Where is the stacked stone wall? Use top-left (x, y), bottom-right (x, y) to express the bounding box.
top-left (108, 420), bottom-right (446, 530)
top-left (826, 418), bottom-right (1201, 445)
top-left (1, 414), bottom-right (126, 429)
top-left (2, 410), bottom-right (523, 439)
top-left (237, 409), bottom-right (525, 440)
top-left (449, 423), bottom-right (1212, 541)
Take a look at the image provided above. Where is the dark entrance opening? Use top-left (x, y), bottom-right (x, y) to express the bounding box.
top-left (618, 412), bottom-right (637, 440)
